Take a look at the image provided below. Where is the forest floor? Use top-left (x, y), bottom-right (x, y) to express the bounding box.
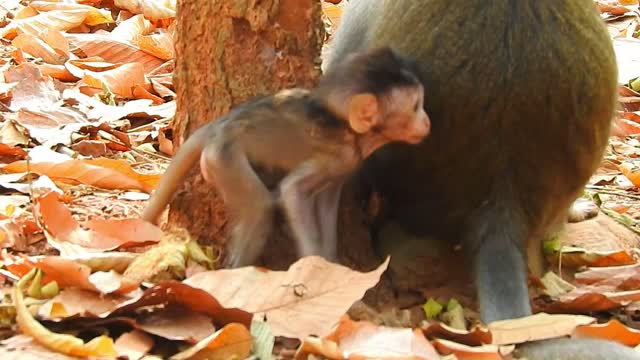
top-left (0, 1), bottom-right (640, 359)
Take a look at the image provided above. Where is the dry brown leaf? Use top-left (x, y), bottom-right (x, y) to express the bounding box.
top-left (487, 313), bottom-right (595, 345)
top-left (138, 30), bottom-right (174, 60)
top-left (4, 158), bottom-right (159, 192)
top-left (4, 62), bottom-right (61, 111)
top-left (33, 192), bottom-right (161, 252)
top-left (114, 0), bottom-right (176, 20)
top-left (185, 256), bottom-right (390, 339)
top-left (13, 272), bottom-right (118, 357)
top-left (112, 281), bottom-right (252, 327)
top-left (79, 62), bottom-right (147, 98)
top-left (39, 63), bottom-right (77, 81)
top-left (423, 322), bottom-right (492, 347)
top-left (65, 33), bottom-right (165, 73)
top-left (575, 264), bottom-right (640, 290)
top-left (170, 323), bottom-right (252, 360)
top-left (297, 316), bottom-right (440, 360)
top-left (0, 335), bottom-right (82, 360)
top-left (1, 10), bottom-right (89, 39)
top-left (114, 330), bottom-right (154, 360)
top-left (431, 339), bottom-right (504, 360)
top-left (111, 14), bottom-right (154, 42)
top-left (38, 288), bottom-right (125, 319)
top-left (137, 306), bottom-right (215, 343)
top-left (12, 32), bottom-right (67, 65)
top-left (574, 320), bottom-right (640, 347)
top-left (28, 1), bottom-right (113, 26)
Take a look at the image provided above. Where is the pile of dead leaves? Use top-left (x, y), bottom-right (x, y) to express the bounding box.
top-left (1, 0), bottom-right (640, 359)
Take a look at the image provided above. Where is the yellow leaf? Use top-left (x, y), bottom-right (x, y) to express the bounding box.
top-left (14, 271), bottom-right (117, 357)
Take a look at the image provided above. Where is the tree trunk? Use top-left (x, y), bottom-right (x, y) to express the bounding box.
top-left (170, 0), bottom-right (325, 267)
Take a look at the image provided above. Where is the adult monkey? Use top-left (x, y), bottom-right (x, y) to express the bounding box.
top-left (327, 1), bottom-right (638, 359)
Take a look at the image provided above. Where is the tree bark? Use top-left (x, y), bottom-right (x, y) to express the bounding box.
top-left (170, 0), bottom-right (325, 266)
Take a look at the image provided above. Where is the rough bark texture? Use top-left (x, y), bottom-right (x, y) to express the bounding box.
top-left (170, 0), bottom-right (326, 266)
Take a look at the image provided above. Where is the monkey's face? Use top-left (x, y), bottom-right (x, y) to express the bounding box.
top-left (380, 85), bottom-right (430, 144)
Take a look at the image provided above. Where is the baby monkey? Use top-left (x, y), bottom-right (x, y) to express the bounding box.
top-left (141, 47), bottom-right (430, 267)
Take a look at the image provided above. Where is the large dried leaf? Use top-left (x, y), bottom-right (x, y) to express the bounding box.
top-left (185, 256), bottom-right (390, 339)
top-left (297, 317), bottom-right (440, 360)
top-left (574, 320), bottom-right (640, 347)
top-left (34, 191), bottom-right (161, 251)
top-left (79, 62), bottom-right (147, 98)
top-left (112, 281), bottom-right (252, 327)
top-left (13, 272), bottom-right (117, 357)
top-left (1, 10), bottom-right (89, 39)
top-left (137, 306), bottom-right (216, 343)
top-left (111, 14), bottom-right (154, 42)
top-left (65, 33), bottom-right (165, 72)
top-left (4, 62), bottom-right (61, 111)
top-left (114, 330), bottom-right (153, 360)
top-left (138, 30), bottom-right (174, 60)
top-left (114, 0), bottom-right (176, 20)
top-left (38, 288), bottom-right (126, 319)
top-left (28, 1), bottom-right (113, 26)
top-left (4, 157), bottom-right (159, 192)
top-left (170, 323), bottom-right (252, 360)
top-left (487, 313), bottom-right (595, 345)
top-left (12, 32), bottom-right (67, 65)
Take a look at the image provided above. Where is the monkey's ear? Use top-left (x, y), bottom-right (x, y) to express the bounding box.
top-left (349, 93), bottom-right (379, 133)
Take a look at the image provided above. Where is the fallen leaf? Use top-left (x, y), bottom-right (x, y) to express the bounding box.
top-left (487, 313), bottom-right (595, 345)
top-left (4, 158), bottom-right (159, 192)
top-left (431, 339), bottom-right (504, 360)
top-left (185, 256), bottom-right (390, 339)
top-left (297, 316), bottom-right (440, 360)
top-left (114, 0), bottom-right (176, 20)
top-left (114, 330), bottom-right (154, 360)
top-left (65, 33), bottom-right (165, 73)
top-left (1, 10), bottom-right (89, 39)
top-left (137, 306), bottom-right (215, 343)
top-left (28, 1), bottom-right (113, 26)
top-left (574, 320), bottom-right (640, 347)
top-left (112, 281), bottom-right (252, 327)
top-left (170, 323), bottom-right (252, 360)
top-left (14, 271), bottom-right (118, 357)
top-left (38, 288), bottom-right (125, 319)
top-left (34, 192), bottom-right (161, 251)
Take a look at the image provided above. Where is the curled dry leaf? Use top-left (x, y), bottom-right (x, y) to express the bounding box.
top-left (423, 322), bottom-right (492, 347)
top-left (79, 62), bottom-right (147, 98)
top-left (13, 272), bottom-right (118, 357)
top-left (111, 14), bottom-right (154, 42)
top-left (65, 33), bottom-right (166, 72)
top-left (34, 192), bottom-right (161, 251)
top-left (115, 330), bottom-right (154, 360)
top-left (123, 237), bottom-right (187, 282)
top-left (575, 263), bottom-right (640, 288)
top-left (185, 256), bottom-right (390, 339)
top-left (38, 288), bottom-right (126, 319)
top-left (431, 339), bottom-right (504, 360)
top-left (137, 306), bottom-right (216, 343)
top-left (297, 316), bottom-right (440, 360)
top-left (4, 157), bottom-right (159, 192)
top-left (114, 0), bottom-right (176, 20)
top-left (1, 10), bottom-right (89, 39)
top-left (138, 30), bottom-right (174, 60)
top-left (112, 281), bottom-right (252, 327)
top-left (28, 1), bottom-right (114, 26)
top-left (12, 32), bottom-right (68, 65)
top-left (574, 320), bottom-right (640, 347)
top-left (487, 313), bottom-right (595, 346)
top-left (170, 323), bottom-right (252, 360)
